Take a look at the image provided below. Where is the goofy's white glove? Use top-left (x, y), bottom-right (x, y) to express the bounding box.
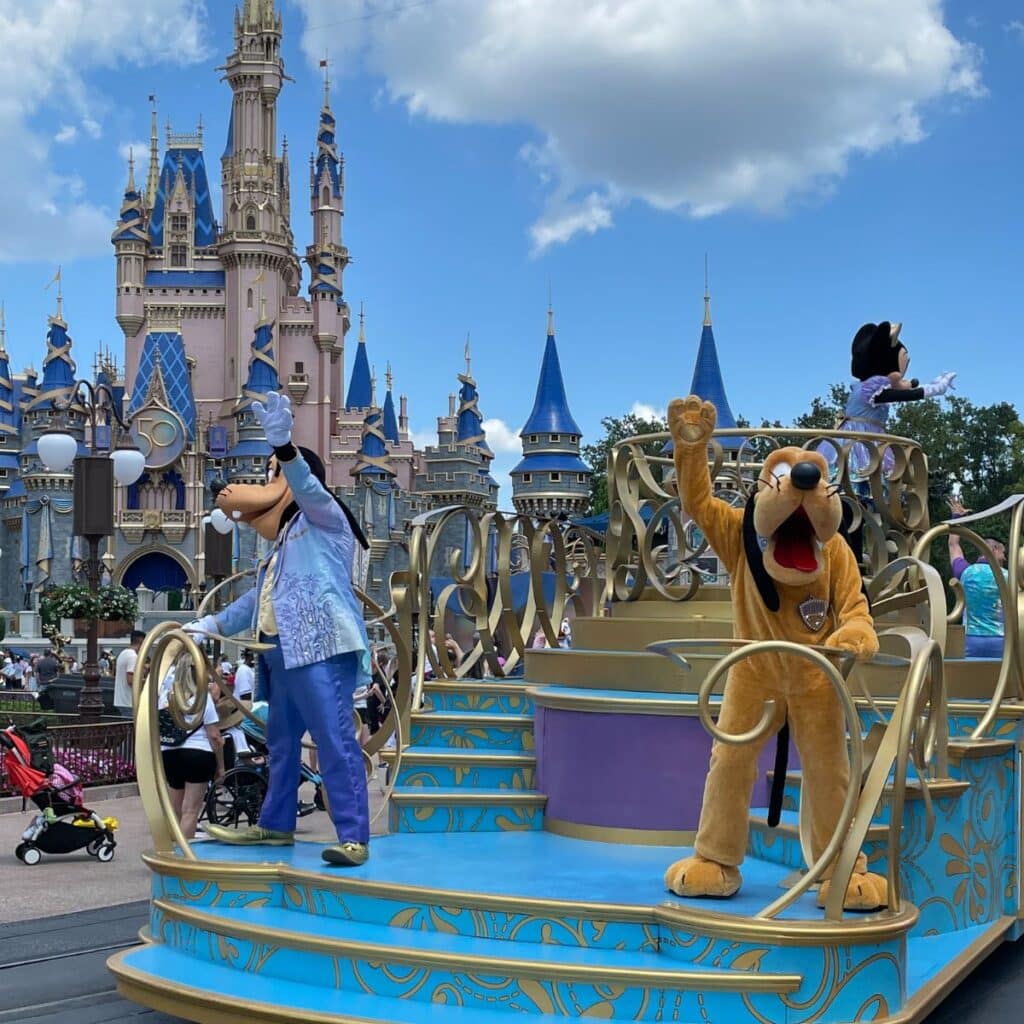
top-left (183, 615), bottom-right (219, 638)
top-left (252, 391), bottom-right (294, 448)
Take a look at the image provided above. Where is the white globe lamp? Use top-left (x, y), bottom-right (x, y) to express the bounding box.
top-left (38, 433), bottom-right (78, 473)
top-left (110, 448), bottom-right (146, 486)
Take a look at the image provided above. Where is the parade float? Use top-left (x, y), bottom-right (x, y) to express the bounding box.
top-left (108, 414), bottom-right (1024, 1024)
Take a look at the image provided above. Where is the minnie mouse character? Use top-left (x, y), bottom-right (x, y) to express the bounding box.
top-left (829, 321), bottom-right (955, 480)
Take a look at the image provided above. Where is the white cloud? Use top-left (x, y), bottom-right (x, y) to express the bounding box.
top-left (629, 401), bottom-right (664, 422)
top-left (409, 427), bottom-right (437, 451)
top-left (293, 0), bottom-right (983, 251)
top-left (481, 417), bottom-right (521, 454)
top-left (0, 0), bottom-right (209, 264)
top-left (1006, 20), bottom-right (1024, 39)
top-left (118, 139), bottom-right (149, 164)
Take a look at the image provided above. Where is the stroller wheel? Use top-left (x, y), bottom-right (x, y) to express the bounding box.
top-left (86, 836), bottom-right (104, 857)
top-left (96, 843), bottom-right (116, 863)
top-left (17, 844), bottom-right (41, 866)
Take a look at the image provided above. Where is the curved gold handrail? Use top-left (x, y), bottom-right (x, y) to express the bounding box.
top-left (912, 506), bottom-right (1023, 738)
top-left (648, 638), bottom-right (864, 921)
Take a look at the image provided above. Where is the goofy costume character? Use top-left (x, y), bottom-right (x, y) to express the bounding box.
top-left (193, 392), bottom-right (372, 867)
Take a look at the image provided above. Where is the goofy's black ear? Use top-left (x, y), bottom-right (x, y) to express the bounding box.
top-left (743, 494), bottom-right (780, 612)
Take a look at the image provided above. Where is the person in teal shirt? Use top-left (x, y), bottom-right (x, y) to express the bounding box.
top-left (948, 498), bottom-right (1007, 659)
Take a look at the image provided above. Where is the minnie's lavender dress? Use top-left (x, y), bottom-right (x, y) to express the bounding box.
top-left (820, 376), bottom-right (896, 480)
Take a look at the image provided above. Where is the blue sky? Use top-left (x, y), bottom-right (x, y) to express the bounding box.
top-left (0, 1), bottom-right (1021, 497)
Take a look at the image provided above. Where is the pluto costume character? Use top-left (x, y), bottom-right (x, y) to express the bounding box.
top-left (665, 396), bottom-right (887, 911)
top-left (195, 392), bottom-right (372, 867)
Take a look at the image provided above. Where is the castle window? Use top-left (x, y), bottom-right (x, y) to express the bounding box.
top-left (529, 435), bottom-right (538, 444)
top-left (577, 473), bottom-right (586, 483)
top-left (246, 213), bottom-right (257, 231)
top-left (170, 214), bottom-right (188, 234)
top-left (550, 434), bottom-right (560, 443)
top-left (295, 361), bottom-right (305, 373)
top-left (550, 472), bottom-right (561, 482)
top-left (170, 244), bottom-right (188, 268)
top-left (247, 288), bottom-right (254, 309)
top-left (522, 473), bottom-right (532, 484)
top-left (322, 186), bottom-right (331, 207)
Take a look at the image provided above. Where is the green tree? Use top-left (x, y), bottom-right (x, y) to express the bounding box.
top-left (582, 411), bottom-right (668, 515)
top-left (792, 383), bottom-right (850, 431)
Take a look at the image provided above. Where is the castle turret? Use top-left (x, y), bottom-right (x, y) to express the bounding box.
top-left (417, 342), bottom-right (498, 511)
top-left (345, 305), bottom-right (372, 411)
top-left (112, 150), bottom-right (148, 340)
top-left (353, 408), bottom-right (396, 480)
top-left (225, 303), bottom-right (277, 484)
top-left (687, 279), bottom-right (741, 450)
top-left (511, 307), bottom-right (590, 518)
top-left (381, 364), bottom-right (400, 444)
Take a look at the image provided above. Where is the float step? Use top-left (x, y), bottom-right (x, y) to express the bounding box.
top-left (410, 711), bottom-right (535, 751)
top-left (389, 786), bottom-right (547, 834)
top-left (383, 746), bottom-right (537, 789)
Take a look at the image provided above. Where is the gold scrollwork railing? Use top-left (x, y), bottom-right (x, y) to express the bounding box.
top-left (136, 568), bottom-right (412, 855)
top-left (606, 427), bottom-right (929, 606)
top-left (912, 495), bottom-right (1024, 738)
top-left (393, 506), bottom-right (602, 703)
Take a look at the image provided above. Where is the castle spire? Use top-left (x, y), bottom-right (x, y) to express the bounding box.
top-left (382, 363), bottom-right (399, 443)
top-left (146, 96), bottom-right (160, 210)
top-left (687, 275), bottom-right (741, 450)
top-left (703, 252), bottom-right (712, 327)
top-left (345, 303), bottom-right (372, 409)
top-left (0, 300), bottom-right (6, 356)
top-left (521, 304), bottom-right (582, 437)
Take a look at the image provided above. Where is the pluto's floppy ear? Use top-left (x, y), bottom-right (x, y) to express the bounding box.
top-left (743, 494), bottom-right (780, 612)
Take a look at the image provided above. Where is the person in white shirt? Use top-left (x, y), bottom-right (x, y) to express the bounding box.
top-left (232, 651), bottom-right (255, 702)
top-left (159, 668), bottom-right (225, 840)
top-left (113, 631), bottom-right (146, 719)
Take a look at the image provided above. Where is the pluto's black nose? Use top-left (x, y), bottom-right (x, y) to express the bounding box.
top-left (791, 461), bottom-right (822, 491)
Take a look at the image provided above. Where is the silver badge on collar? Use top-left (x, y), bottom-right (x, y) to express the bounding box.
top-left (799, 597), bottom-right (829, 632)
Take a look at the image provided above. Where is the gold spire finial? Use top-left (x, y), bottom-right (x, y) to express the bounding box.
top-left (370, 364), bottom-right (377, 407)
top-left (0, 300), bottom-right (6, 355)
top-left (45, 266), bottom-right (63, 322)
top-left (464, 332), bottom-right (472, 376)
top-left (321, 53), bottom-right (332, 108)
top-left (703, 252), bottom-right (712, 327)
top-left (358, 301), bottom-right (366, 343)
top-left (547, 282), bottom-right (554, 336)
top-left (127, 148), bottom-right (137, 192)
top-left (386, 361), bottom-right (393, 392)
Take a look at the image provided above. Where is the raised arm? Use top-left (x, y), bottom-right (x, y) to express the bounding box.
top-left (253, 391), bottom-right (346, 533)
top-left (872, 371), bottom-right (956, 406)
top-left (668, 396), bottom-right (743, 574)
top-left (946, 497), bottom-right (970, 578)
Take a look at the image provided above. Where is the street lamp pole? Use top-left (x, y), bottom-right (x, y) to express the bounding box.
top-left (39, 382), bottom-right (144, 722)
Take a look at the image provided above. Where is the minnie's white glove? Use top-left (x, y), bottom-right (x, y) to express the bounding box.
top-left (251, 391), bottom-right (294, 448)
top-left (923, 372), bottom-right (956, 398)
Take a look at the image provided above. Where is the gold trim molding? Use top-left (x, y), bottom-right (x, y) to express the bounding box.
top-left (544, 816), bottom-right (696, 846)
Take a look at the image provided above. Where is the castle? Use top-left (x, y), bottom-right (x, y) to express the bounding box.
top-left (0, 0), bottom-right (591, 615)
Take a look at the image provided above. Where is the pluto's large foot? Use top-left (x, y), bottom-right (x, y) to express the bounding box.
top-left (664, 854), bottom-right (742, 898)
top-left (817, 871), bottom-right (888, 912)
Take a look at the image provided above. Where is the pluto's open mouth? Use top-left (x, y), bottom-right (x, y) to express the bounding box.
top-left (773, 507), bottom-right (819, 573)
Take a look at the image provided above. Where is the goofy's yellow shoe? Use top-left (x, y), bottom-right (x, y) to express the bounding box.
top-left (205, 824), bottom-right (294, 846)
top-left (322, 842), bottom-right (369, 867)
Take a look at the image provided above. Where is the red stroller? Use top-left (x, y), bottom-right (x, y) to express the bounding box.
top-left (0, 721), bottom-right (118, 866)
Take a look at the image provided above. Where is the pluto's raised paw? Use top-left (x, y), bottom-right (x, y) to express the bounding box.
top-left (668, 395), bottom-right (717, 447)
top-left (817, 871), bottom-right (889, 912)
top-left (664, 854), bottom-right (741, 899)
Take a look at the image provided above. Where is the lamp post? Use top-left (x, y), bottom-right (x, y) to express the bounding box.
top-left (38, 383), bottom-right (145, 722)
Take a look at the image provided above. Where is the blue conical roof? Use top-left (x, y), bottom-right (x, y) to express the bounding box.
top-left (521, 324), bottom-right (582, 436)
top-left (355, 409), bottom-right (395, 478)
top-left (456, 373), bottom-right (492, 456)
top-left (382, 387), bottom-right (399, 443)
top-left (241, 320), bottom-right (280, 405)
top-left (38, 319), bottom-right (77, 397)
top-left (346, 338), bottom-right (372, 410)
top-left (689, 323), bottom-right (738, 430)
